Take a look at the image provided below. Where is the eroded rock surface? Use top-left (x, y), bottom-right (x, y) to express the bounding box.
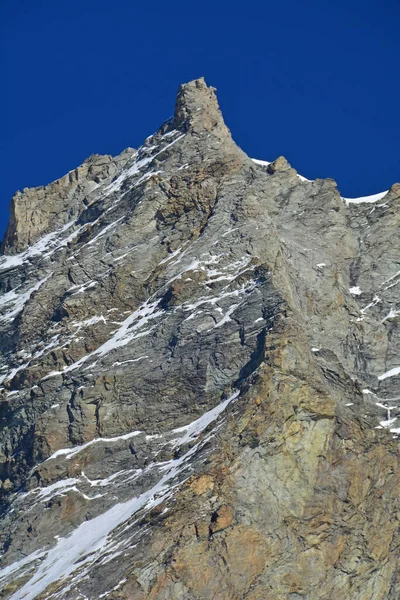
top-left (0, 77), bottom-right (399, 599)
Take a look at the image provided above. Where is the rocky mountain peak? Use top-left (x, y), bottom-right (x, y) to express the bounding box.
top-left (173, 77), bottom-right (229, 136)
top-left (0, 79), bottom-right (399, 600)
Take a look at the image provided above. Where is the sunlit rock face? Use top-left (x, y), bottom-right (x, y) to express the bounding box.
top-left (0, 77), bottom-right (399, 599)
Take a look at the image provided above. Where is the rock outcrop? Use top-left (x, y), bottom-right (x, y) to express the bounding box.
top-left (0, 77), bottom-right (399, 599)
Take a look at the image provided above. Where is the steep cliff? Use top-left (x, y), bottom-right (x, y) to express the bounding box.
top-left (0, 78), bottom-right (399, 599)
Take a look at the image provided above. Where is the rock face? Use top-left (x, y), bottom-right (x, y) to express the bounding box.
top-left (0, 77), bottom-right (399, 599)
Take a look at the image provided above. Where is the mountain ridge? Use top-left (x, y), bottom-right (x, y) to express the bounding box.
top-left (2, 76), bottom-right (395, 257)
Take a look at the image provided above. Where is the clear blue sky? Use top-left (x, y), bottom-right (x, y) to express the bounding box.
top-left (1, 0), bottom-right (399, 238)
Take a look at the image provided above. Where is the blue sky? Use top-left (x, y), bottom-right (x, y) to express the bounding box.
top-left (1, 0), bottom-right (399, 238)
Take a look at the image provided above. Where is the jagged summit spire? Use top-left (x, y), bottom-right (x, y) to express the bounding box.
top-left (172, 77), bottom-right (228, 135)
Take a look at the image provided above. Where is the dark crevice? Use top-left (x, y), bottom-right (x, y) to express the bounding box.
top-left (235, 328), bottom-right (267, 384)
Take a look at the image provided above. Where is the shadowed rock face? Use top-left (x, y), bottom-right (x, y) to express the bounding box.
top-left (0, 77), bottom-right (399, 599)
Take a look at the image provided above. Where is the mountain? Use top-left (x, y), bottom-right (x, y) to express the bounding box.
top-left (0, 77), bottom-right (399, 600)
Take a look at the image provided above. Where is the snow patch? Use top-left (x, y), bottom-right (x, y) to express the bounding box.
top-left (349, 286), bottom-right (362, 296)
top-left (45, 430), bottom-right (142, 462)
top-left (382, 308), bottom-right (400, 323)
top-left (343, 191), bottom-right (388, 205)
top-left (213, 304), bottom-right (239, 328)
top-left (0, 277), bottom-right (49, 323)
top-left (378, 367), bottom-right (400, 381)
top-left (171, 390), bottom-right (240, 447)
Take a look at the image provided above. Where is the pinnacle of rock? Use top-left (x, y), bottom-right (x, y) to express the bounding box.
top-left (173, 77), bottom-right (228, 135)
top-left (266, 155), bottom-right (292, 173)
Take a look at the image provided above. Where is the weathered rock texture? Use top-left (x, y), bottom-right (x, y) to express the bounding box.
top-left (0, 77), bottom-right (399, 599)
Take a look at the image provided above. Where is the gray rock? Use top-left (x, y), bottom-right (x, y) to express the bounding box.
top-left (0, 78), bottom-right (399, 600)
